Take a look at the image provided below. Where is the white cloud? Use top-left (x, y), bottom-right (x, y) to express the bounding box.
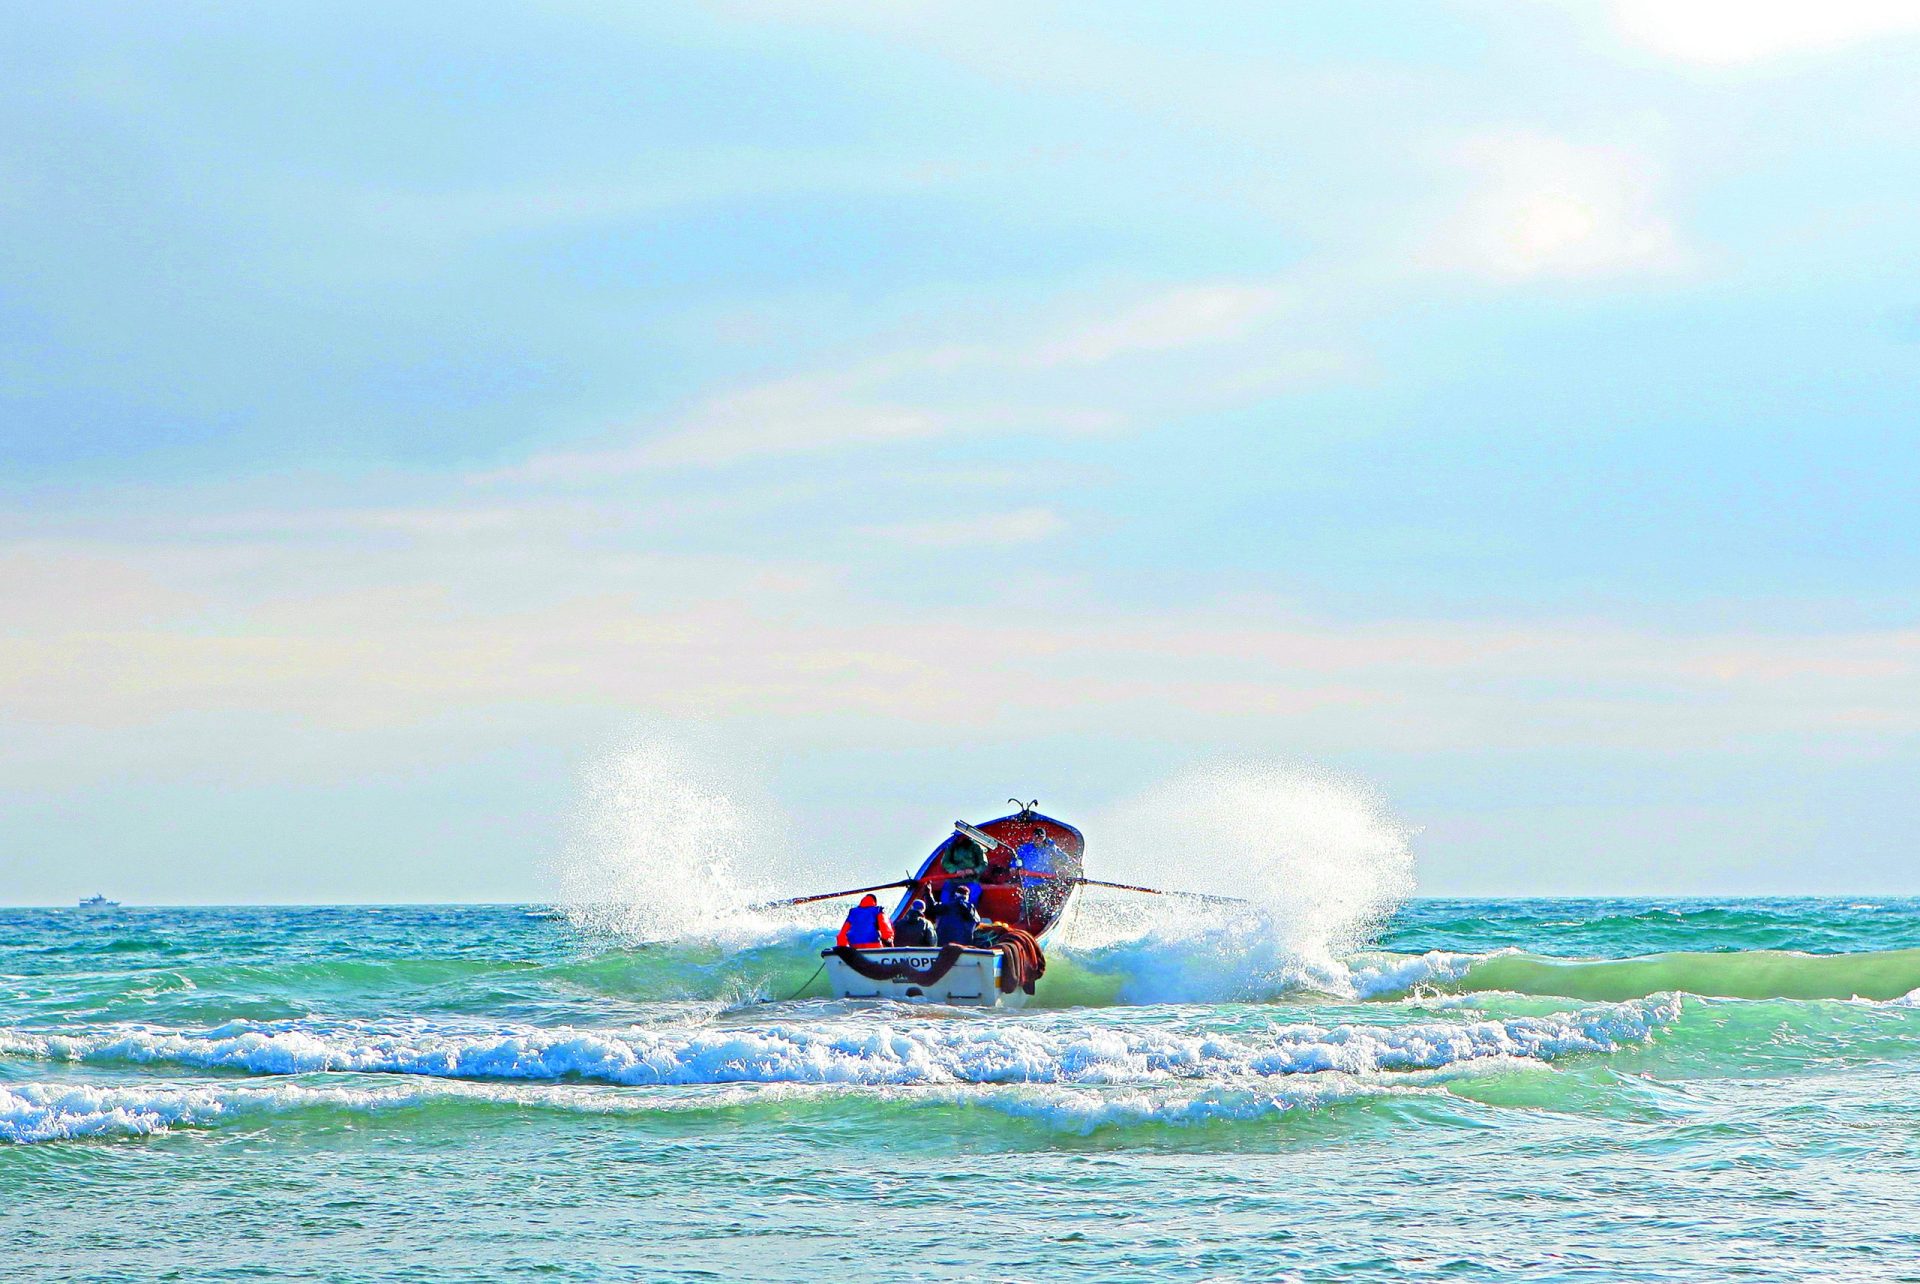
top-left (487, 277), bottom-right (1328, 480)
top-left (614, 376), bottom-right (952, 471)
top-left (3, 535), bottom-right (1914, 754)
top-left (493, 378), bottom-right (1115, 482)
top-left (1035, 284), bottom-right (1289, 367)
top-left (1444, 131), bottom-right (1687, 280)
top-left (864, 507), bottom-right (1066, 549)
top-left (342, 151), bottom-right (966, 241)
top-left (1609, 0), bottom-right (1920, 65)
top-left (0, 547), bottom-right (199, 630)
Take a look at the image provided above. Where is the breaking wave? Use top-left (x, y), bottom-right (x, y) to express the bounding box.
top-left (19, 991), bottom-right (1920, 1144)
top-left (0, 1000), bottom-right (1677, 1090)
top-left (0, 1079), bottom-right (510, 1144)
top-left (0, 1072), bottom-right (1443, 1145)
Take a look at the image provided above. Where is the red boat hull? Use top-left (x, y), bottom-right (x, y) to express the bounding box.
top-left (892, 808), bottom-right (1085, 939)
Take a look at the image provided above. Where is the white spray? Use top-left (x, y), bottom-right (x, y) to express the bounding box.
top-left (1063, 761), bottom-right (1417, 1001)
top-left (553, 736), bottom-right (798, 944)
top-left (552, 742), bottom-right (1419, 1002)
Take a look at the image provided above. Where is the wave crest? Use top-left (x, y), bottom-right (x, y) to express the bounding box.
top-left (2, 1000), bottom-right (1677, 1089)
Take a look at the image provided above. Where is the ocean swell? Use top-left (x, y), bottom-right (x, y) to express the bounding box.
top-left (1444, 946), bottom-right (1920, 1003)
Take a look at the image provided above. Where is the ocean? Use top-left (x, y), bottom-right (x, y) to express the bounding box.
top-left (5, 898), bottom-right (1920, 1282)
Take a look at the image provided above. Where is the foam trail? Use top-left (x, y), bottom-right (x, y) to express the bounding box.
top-left (2, 1000), bottom-right (1678, 1087)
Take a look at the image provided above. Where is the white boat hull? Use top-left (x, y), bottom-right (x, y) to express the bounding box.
top-left (822, 946), bottom-right (1017, 1007)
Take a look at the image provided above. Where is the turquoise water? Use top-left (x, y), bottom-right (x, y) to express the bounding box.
top-left (7, 898), bottom-right (1920, 1281)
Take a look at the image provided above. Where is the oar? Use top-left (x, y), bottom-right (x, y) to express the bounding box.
top-left (746, 879), bottom-right (915, 912)
top-left (1066, 876), bottom-right (1249, 906)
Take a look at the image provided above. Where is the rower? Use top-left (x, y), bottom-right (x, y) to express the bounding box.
top-left (893, 898), bottom-right (935, 948)
top-left (1015, 826), bottom-right (1064, 876)
top-left (934, 883), bottom-right (984, 948)
top-left (836, 894), bottom-right (895, 950)
top-left (942, 834), bottom-right (988, 880)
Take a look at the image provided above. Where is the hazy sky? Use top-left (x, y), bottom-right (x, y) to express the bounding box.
top-left (4, 2), bottom-right (1918, 903)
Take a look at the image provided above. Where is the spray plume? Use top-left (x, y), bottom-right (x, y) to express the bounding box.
top-left (554, 737), bottom-right (792, 944)
top-left (1062, 761), bottom-right (1417, 1000)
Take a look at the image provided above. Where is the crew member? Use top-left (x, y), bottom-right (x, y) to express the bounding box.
top-left (1014, 826), bottom-right (1067, 918)
top-left (934, 883), bottom-right (983, 948)
top-left (836, 894), bottom-right (895, 949)
top-left (1016, 826), bottom-right (1065, 877)
top-left (893, 898), bottom-right (935, 948)
top-left (942, 835), bottom-right (988, 879)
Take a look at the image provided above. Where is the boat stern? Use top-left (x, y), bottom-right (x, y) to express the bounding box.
top-left (821, 946), bottom-right (1007, 1006)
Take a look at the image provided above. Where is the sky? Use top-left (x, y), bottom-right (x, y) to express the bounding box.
top-left (3, 1), bottom-right (1918, 904)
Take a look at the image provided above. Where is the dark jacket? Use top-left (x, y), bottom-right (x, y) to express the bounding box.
top-left (933, 887), bottom-right (982, 948)
top-left (893, 902), bottom-right (936, 948)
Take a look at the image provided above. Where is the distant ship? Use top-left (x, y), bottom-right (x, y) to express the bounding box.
top-left (77, 894), bottom-right (119, 908)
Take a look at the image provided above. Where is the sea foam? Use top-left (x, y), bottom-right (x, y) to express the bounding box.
top-left (2, 999), bottom-right (1679, 1090)
top-left (0, 1080), bottom-right (492, 1144)
top-left (0, 1071), bottom-right (1449, 1144)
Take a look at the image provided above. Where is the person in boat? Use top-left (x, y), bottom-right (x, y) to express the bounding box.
top-left (934, 883), bottom-right (984, 949)
top-left (836, 894), bottom-right (895, 950)
top-left (1015, 826), bottom-right (1065, 877)
top-left (1013, 826), bottom-right (1068, 917)
top-left (941, 834), bottom-right (988, 880)
top-left (893, 898), bottom-right (936, 948)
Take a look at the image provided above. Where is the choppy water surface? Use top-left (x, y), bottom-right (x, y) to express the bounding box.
top-left (6, 898), bottom-right (1920, 1281)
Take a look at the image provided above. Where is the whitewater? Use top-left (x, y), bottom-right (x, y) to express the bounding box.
top-left (7, 898), bottom-right (1920, 1281)
top-left (3, 751), bottom-right (1915, 1280)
